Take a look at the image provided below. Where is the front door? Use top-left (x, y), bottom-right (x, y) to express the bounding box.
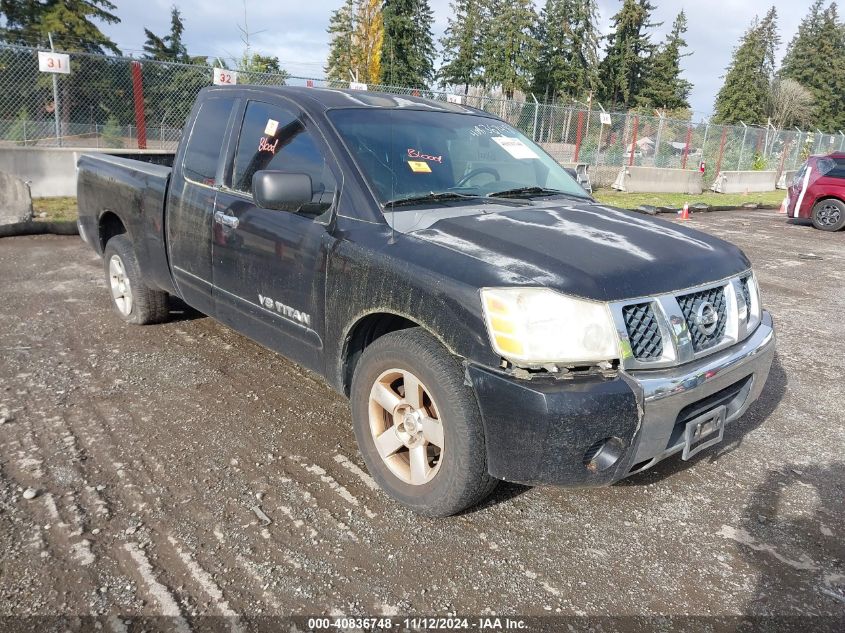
top-left (211, 99), bottom-right (338, 372)
top-left (166, 96), bottom-right (236, 315)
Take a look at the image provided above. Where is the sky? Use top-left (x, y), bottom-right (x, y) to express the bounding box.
top-left (102, 0), bottom-right (811, 119)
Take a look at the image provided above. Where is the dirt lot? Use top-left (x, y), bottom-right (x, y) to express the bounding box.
top-left (0, 210), bottom-right (843, 629)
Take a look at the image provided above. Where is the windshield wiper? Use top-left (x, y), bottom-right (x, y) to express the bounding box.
top-left (486, 186), bottom-right (590, 200)
top-left (384, 191), bottom-right (483, 208)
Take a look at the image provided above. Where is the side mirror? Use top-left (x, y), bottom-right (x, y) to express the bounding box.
top-left (252, 171), bottom-right (313, 211)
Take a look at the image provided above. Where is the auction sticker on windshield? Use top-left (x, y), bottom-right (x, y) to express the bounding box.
top-left (408, 161), bottom-right (432, 173)
top-left (492, 136), bottom-right (538, 159)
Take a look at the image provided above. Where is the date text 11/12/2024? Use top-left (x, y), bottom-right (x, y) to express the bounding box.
top-left (306, 616), bottom-right (529, 630)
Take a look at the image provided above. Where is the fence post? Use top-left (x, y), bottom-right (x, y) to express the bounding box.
top-left (47, 33), bottom-right (63, 147)
top-left (563, 109), bottom-right (572, 145)
top-left (840, 131), bottom-right (845, 152)
top-left (628, 116), bottom-right (639, 167)
top-left (681, 125), bottom-right (692, 169)
top-left (777, 140), bottom-right (789, 180)
top-left (531, 94), bottom-right (539, 142)
top-left (737, 122), bottom-right (748, 170)
top-left (22, 119), bottom-right (27, 147)
top-left (653, 113), bottom-right (664, 167)
top-left (573, 111), bottom-right (585, 163)
top-left (131, 61), bottom-right (148, 150)
top-left (95, 124), bottom-right (100, 148)
top-left (715, 127), bottom-right (728, 177)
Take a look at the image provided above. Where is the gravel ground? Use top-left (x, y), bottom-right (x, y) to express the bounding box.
top-left (0, 209), bottom-right (843, 630)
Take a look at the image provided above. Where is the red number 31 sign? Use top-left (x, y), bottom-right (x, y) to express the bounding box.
top-left (38, 51), bottom-right (71, 75)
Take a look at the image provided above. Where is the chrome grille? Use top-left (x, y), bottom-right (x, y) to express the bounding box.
top-left (740, 277), bottom-right (752, 320)
top-left (622, 303), bottom-right (663, 360)
top-left (677, 287), bottom-right (728, 352)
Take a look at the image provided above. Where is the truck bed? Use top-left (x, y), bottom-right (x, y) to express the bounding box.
top-left (77, 153), bottom-right (174, 293)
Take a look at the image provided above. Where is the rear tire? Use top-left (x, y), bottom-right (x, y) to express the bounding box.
top-left (350, 328), bottom-right (498, 517)
top-left (103, 235), bottom-right (169, 325)
top-left (811, 198), bottom-right (845, 231)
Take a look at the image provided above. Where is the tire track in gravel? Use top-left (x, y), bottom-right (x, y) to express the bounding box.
top-left (0, 408), bottom-right (124, 610)
top-left (75, 395), bottom-right (358, 616)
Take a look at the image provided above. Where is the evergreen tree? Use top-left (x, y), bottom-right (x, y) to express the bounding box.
top-left (597, 0), bottom-right (660, 108)
top-left (713, 7), bottom-right (780, 125)
top-left (325, 0), bottom-right (356, 81)
top-left (637, 10), bottom-right (692, 110)
top-left (0, 0), bottom-right (44, 45)
top-left (143, 6), bottom-right (192, 63)
top-left (102, 113), bottom-right (123, 148)
top-left (438, 0), bottom-right (484, 93)
top-left (380, 0), bottom-right (435, 87)
top-left (481, 0), bottom-right (538, 98)
top-left (781, 1), bottom-right (845, 130)
top-left (238, 52), bottom-right (288, 78)
top-left (1, 0), bottom-right (120, 53)
top-left (532, 0), bottom-right (600, 102)
top-left (41, 0), bottom-right (120, 54)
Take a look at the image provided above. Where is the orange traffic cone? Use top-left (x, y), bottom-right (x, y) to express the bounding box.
top-left (678, 202), bottom-right (690, 221)
top-left (779, 197), bottom-right (788, 214)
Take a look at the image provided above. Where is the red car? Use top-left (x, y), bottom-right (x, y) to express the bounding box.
top-left (786, 152), bottom-right (845, 231)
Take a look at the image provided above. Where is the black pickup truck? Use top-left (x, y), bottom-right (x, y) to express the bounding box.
top-left (77, 86), bottom-right (775, 516)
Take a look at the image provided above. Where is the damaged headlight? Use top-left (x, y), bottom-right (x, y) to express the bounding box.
top-left (480, 287), bottom-right (619, 367)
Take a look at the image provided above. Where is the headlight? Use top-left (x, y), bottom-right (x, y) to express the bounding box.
top-left (480, 287), bottom-right (619, 366)
top-left (747, 272), bottom-right (762, 322)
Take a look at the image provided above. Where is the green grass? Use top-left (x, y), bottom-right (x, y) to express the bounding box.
top-left (32, 197), bottom-right (78, 222)
top-left (592, 189), bottom-right (786, 210)
top-left (31, 189), bottom-right (785, 223)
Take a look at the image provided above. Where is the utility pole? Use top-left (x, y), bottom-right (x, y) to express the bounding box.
top-left (237, 0), bottom-right (266, 70)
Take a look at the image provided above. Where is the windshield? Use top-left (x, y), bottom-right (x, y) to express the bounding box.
top-left (328, 108), bottom-right (590, 208)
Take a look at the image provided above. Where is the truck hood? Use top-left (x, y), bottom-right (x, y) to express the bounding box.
top-left (405, 201), bottom-right (750, 301)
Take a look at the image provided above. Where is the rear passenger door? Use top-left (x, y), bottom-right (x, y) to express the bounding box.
top-left (211, 99), bottom-right (339, 372)
top-left (166, 95), bottom-right (237, 315)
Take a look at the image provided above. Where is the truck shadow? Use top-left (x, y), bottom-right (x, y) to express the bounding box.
top-left (618, 352), bottom-right (788, 486)
top-left (470, 481), bottom-right (532, 513)
top-left (732, 462), bottom-right (845, 617)
top-left (167, 296), bottom-right (207, 322)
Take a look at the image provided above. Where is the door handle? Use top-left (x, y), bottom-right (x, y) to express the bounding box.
top-left (214, 210), bottom-right (239, 229)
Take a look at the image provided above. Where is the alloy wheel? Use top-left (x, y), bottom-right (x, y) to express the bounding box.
top-left (368, 368), bottom-right (445, 486)
top-left (109, 255), bottom-right (133, 316)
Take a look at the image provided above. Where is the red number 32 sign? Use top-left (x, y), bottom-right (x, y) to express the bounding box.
top-left (213, 68), bottom-right (238, 86)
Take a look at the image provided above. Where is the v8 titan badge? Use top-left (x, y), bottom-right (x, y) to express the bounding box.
top-left (408, 161), bottom-right (432, 173)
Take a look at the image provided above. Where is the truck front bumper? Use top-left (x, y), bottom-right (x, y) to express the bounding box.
top-left (468, 311), bottom-right (775, 486)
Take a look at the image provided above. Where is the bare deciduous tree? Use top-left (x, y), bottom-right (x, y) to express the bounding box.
top-left (768, 78), bottom-right (814, 129)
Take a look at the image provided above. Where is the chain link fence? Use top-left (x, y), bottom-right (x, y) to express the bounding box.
top-left (2, 42), bottom-right (843, 186)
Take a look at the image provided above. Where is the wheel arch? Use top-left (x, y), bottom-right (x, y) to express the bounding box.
top-left (811, 194), bottom-right (845, 207)
top-left (98, 210), bottom-right (129, 253)
top-left (339, 310), bottom-right (456, 398)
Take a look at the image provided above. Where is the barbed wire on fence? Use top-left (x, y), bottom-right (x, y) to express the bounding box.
top-left (2, 42), bottom-right (843, 183)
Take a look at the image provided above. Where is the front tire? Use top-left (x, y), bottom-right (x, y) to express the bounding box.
top-left (350, 328), bottom-right (498, 517)
top-left (811, 198), bottom-right (845, 231)
top-left (103, 235), bottom-right (169, 325)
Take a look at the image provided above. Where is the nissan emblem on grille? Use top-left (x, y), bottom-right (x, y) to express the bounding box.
top-left (695, 301), bottom-right (719, 336)
top-left (677, 286), bottom-right (728, 352)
